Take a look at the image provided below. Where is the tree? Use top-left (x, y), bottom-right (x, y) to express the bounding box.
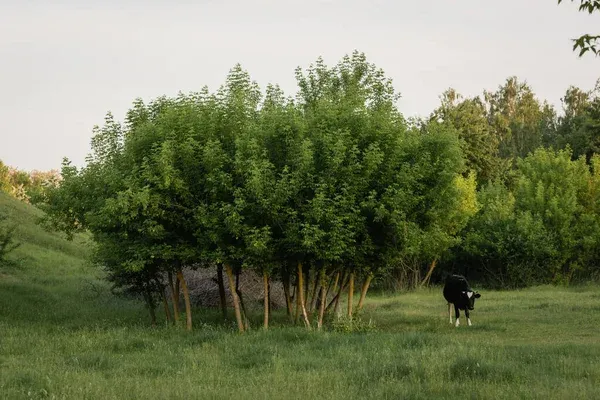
top-left (554, 83), bottom-right (600, 162)
top-left (43, 104), bottom-right (202, 329)
top-left (190, 65), bottom-right (264, 333)
top-left (558, 0), bottom-right (600, 56)
top-left (484, 77), bottom-right (546, 160)
top-left (228, 83), bottom-right (292, 330)
top-left (430, 89), bottom-right (506, 186)
top-left (382, 122), bottom-right (477, 290)
top-left (540, 102), bottom-right (560, 149)
top-left (293, 52), bottom-right (383, 321)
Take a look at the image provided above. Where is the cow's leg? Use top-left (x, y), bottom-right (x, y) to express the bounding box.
top-left (454, 304), bottom-right (460, 327)
top-left (465, 308), bottom-right (472, 326)
top-left (447, 303), bottom-right (452, 324)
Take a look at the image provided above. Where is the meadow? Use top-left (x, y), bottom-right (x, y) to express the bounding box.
top-left (1, 192), bottom-right (600, 400)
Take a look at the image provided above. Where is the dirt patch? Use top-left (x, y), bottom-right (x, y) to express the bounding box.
top-left (182, 267), bottom-right (287, 310)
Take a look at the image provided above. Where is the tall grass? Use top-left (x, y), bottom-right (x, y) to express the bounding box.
top-left (1, 192), bottom-right (599, 399)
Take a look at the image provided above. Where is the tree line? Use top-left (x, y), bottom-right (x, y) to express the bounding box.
top-left (0, 161), bottom-right (61, 204)
top-left (38, 51), bottom-right (600, 330)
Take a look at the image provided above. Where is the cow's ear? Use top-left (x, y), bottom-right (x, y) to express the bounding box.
top-left (474, 293), bottom-right (481, 298)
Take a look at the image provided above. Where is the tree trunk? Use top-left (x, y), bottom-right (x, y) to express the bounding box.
top-left (217, 263), bottom-right (227, 319)
top-left (236, 270), bottom-right (250, 331)
top-left (298, 262), bottom-right (311, 328)
top-left (175, 275), bottom-right (180, 307)
top-left (333, 282), bottom-right (343, 316)
top-left (347, 272), bottom-right (355, 318)
top-left (225, 263), bottom-right (245, 333)
top-left (420, 258), bottom-right (438, 288)
top-left (326, 271), bottom-right (340, 299)
top-left (143, 289), bottom-right (157, 326)
top-left (157, 281), bottom-right (172, 323)
top-left (167, 271), bottom-right (180, 323)
top-left (414, 267), bottom-right (420, 289)
top-left (268, 274), bottom-right (272, 319)
top-left (327, 271), bottom-right (348, 313)
top-left (238, 290), bottom-right (250, 330)
top-left (294, 280), bottom-right (301, 324)
top-left (263, 271), bottom-right (269, 330)
top-left (308, 274), bottom-right (319, 312)
top-left (304, 266), bottom-right (311, 309)
top-left (177, 268), bottom-right (192, 331)
top-left (317, 268), bottom-right (327, 329)
top-left (357, 273), bottom-right (374, 312)
top-left (282, 271), bottom-right (293, 318)
top-left (161, 290), bottom-right (172, 323)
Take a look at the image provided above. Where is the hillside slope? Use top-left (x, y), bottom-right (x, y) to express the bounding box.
top-left (0, 192), bottom-right (145, 327)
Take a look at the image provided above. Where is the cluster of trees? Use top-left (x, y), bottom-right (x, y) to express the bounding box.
top-left (0, 161), bottom-right (61, 204)
top-left (41, 52), bottom-right (478, 331)
top-left (430, 76), bottom-right (600, 288)
top-left (40, 51), bottom-right (600, 330)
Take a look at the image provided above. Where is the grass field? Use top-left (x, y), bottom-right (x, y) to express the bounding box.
top-left (1, 191), bottom-right (600, 399)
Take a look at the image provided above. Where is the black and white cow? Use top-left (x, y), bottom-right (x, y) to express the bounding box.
top-left (443, 274), bottom-right (481, 327)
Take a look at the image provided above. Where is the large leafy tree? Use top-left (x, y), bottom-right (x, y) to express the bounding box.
top-left (190, 65), bottom-right (265, 332)
top-left (484, 77), bottom-right (547, 160)
top-left (293, 52), bottom-right (400, 320)
top-left (43, 100), bottom-right (205, 329)
top-left (430, 89), bottom-right (507, 186)
top-left (555, 83), bottom-right (600, 161)
top-left (382, 122), bottom-right (478, 290)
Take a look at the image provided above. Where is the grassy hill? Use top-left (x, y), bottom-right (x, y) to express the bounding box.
top-left (1, 192), bottom-right (600, 399)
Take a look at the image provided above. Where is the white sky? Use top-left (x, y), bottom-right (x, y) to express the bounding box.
top-left (0, 0), bottom-right (598, 171)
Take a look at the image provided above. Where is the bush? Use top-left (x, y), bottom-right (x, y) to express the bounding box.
top-left (0, 212), bottom-right (19, 265)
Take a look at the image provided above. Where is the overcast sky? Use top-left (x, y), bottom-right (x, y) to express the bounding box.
top-left (0, 0), bottom-right (598, 171)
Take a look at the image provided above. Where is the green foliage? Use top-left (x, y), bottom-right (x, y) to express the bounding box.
top-left (459, 147), bottom-right (600, 286)
top-left (0, 160), bottom-right (10, 193)
top-left (0, 160), bottom-right (61, 205)
top-left (0, 210), bottom-right (19, 265)
top-left (554, 84), bottom-right (600, 161)
top-left (484, 77), bottom-right (547, 159)
top-left (293, 51), bottom-right (405, 272)
top-left (558, 0), bottom-right (600, 56)
top-left (430, 89), bottom-right (506, 185)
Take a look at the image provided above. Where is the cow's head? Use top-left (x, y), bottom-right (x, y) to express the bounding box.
top-left (462, 291), bottom-right (481, 310)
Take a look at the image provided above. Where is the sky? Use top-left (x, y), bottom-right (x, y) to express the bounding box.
top-left (0, 0), bottom-right (598, 171)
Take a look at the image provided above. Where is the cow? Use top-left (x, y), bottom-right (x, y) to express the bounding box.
top-left (443, 274), bottom-right (481, 327)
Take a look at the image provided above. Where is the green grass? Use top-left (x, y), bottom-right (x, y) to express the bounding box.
top-left (1, 191), bottom-right (600, 399)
